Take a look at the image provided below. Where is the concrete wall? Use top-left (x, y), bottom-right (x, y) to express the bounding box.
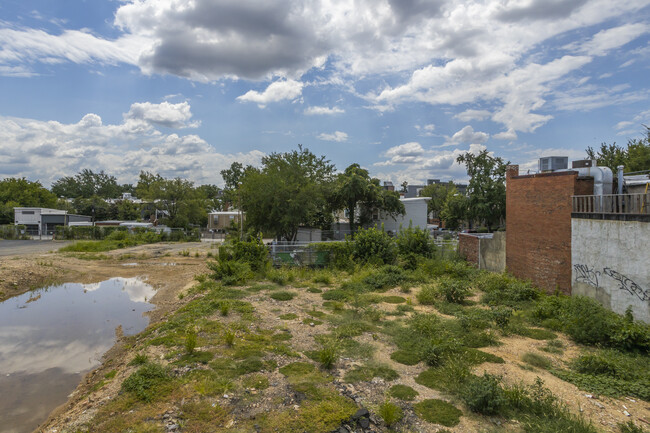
top-left (572, 218), bottom-right (650, 322)
top-left (459, 232), bottom-right (506, 272)
top-left (479, 231), bottom-right (506, 273)
top-left (506, 166), bottom-right (593, 294)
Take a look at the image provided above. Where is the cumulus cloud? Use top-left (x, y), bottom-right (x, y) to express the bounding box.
top-left (444, 125), bottom-right (489, 146)
top-left (125, 101), bottom-right (199, 128)
top-left (0, 108), bottom-right (264, 186)
top-left (572, 23), bottom-right (649, 56)
top-left (237, 79), bottom-right (304, 108)
top-left (317, 131), bottom-right (348, 142)
top-left (493, 129), bottom-right (518, 141)
top-left (304, 106), bottom-right (345, 115)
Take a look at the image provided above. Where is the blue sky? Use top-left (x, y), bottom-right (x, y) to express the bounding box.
top-left (0, 0), bottom-right (649, 188)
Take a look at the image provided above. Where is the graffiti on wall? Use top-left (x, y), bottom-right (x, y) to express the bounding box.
top-left (603, 268), bottom-right (650, 302)
top-left (574, 264), bottom-right (600, 288)
top-left (574, 264), bottom-right (649, 303)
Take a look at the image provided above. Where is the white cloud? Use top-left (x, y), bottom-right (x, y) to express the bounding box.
top-left (0, 108), bottom-right (264, 186)
top-left (237, 79), bottom-right (304, 108)
top-left (125, 101), bottom-right (199, 128)
top-left (454, 110), bottom-right (491, 122)
top-left (444, 125), bottom-right (489, 146)
top-left (414, 124), bottom-right (436, 136)
top-left (317, 131), bottom-right (348, 142)
top-left (493, 129), bottom-right (518, 141)
top-left (304, 106), bottom-right (345, 115)
top-left (573, 23), bottom-right (649, 56)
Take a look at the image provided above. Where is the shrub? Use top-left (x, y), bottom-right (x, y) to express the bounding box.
top-left (491, 306), bottom-right (513, 329)
top-left (416, 285), bottom-right (437, 305)
top-left (351, 227), bottom-right (397, 265)
top-left (362, 265), bottom-right (408, 291)
top-left (396, 226), bottom-right (435, 258)
top-left (208, 260), bottom-right (253, 285)
top-left (312, 241), bottom-right (353, 269)
top-left (377, 400), bottom-right (403, 427)
top-left (438, 277), bottom-right (471, 304)
top-left (461, 373), bottom-right (506, 415)
top-left (217, 237), bottom-right (269, 272)
top-left (478, 272), bottom-right (540, 307)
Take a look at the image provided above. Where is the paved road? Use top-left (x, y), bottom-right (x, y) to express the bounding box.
top-left (0, 240), bottom-right (71, 257)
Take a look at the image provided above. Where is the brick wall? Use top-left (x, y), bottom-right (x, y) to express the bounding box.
top-left (458, 233), bottom-right (479, 265)
top-left (506, 168), bottom-right (593, 294)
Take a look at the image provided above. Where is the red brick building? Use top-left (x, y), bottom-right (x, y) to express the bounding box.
top-left (505, 165), bottom-right (593, 294)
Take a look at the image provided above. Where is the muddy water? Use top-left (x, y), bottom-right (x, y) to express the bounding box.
top-left (0, 277), bottom-right (156, 433)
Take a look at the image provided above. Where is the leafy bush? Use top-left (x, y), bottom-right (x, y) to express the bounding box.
top-left (438, 277), bottom-right (471, 304)
top-left (270, 291), bottom-right (295, 301)
top-left (416, 285), bottom-right (437, 305)
top-left (491, 306), bottom-right (514, 329)
top-left (478, 273), bottom-right (540, 308)
top-left (396, 226), bottom-right (435, 258)
top-left (361, 265), bottom-right (408, 291)
top-left (351, 227), bottom-right (397, 265)
top-left (312, 242), bottom-right (353, 269)
top-left (207, 260), bottom-right (253, 285)
top-left (218, 237), bottom-right (269, 272)
top-left (461, 373), bottom-right (506, 415)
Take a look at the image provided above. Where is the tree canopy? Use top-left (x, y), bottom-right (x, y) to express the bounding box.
top-left (332, 164), bottom-right (405, 235)
top-left (0, 178), bottom-right (60, 224)
top-left (419, 182), bottom-right (456, 217)
top-left (238, 146), bottom-right (335, 241)
top-left (51, 169), bottom-right (128, 199)
top-left (587, 126), bottom-right (650, 174)
top-left (457, 150), bottom-right (508, 231)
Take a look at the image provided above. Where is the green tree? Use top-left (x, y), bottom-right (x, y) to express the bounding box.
top-left (332, 164), bottom-right (405, 236)
top-left (116, 200), bottom-right (141, 220)
top-left (419, 182), bottom-right (456, 217)
top-left (439, 190), bottom-right (468, 230)
top-left (0, 178), bottom-right (59, 224)
top-left (137, 175), bottom-right (200, 228)
top-left (239, 146), bottom-right (335, 241)
top-left (71, 196), bottom-right (112, 221)
top-left (586, 126), bottom-right (650, 173)
top-left (456, 150), bottom-right (508, 231)
top-left (51, 169), bottom-right (123, 199)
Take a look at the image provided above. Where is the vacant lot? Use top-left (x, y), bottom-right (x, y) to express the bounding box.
top-left (33, 235), bottom-right (650, 433)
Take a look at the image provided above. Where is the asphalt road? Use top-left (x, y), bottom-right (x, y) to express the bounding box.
top-left (0, 240), bottom-right (71, 257)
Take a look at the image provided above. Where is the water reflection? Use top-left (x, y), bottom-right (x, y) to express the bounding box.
top-left (0, 277), bottom-right (156, 433)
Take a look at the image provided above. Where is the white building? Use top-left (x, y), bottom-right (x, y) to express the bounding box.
top-left (376, 197), bottom-right (430, 234)
top-left (14, 207), bottom-right (92, 235)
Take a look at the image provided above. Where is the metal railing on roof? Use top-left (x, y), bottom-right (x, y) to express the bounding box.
top-left (572, 193), bottom-right (649, 215)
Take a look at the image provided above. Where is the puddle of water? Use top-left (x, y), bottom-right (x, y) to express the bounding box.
top-left (0, 277), bottom-right (156, 433)
top-left (121, 262), bottom-right (139, 266)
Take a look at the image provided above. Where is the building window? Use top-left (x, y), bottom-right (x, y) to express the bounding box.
top-left (21, 210), bottom-right (35, 215)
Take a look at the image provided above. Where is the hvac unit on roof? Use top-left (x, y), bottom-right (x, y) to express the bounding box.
top-left (538, 156), bottom-right (568, 172)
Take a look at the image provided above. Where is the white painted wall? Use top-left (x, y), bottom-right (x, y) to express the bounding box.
top-left (571, 218), bottom-right (650, 322)
top-left (378, 197), bottom-right (430, 234)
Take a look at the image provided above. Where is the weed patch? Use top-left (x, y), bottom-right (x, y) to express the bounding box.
top-left (270, 291), bottom-right (296, 301)
top-left (388, 384), bottom-right (418, 401)
top-left (413, 399), bottom-right (462, 427)
top-left (344, 363), bottom-right (398, 383)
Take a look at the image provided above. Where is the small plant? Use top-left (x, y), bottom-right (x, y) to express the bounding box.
top-left (121, 362), bottom-right (168, 402)
top-left (185, 328), bottom-right (198, 354)
top-left (413, 399), bottom-right (462, 427)
top-left (390, 350), bottom-right (420, 366)
top-left (491, 306), bottom-right (513, 329)
top-left (461, 373), bottom-right (506, 415)
top-left (179, 249), bottom-right (190, 257)
top-left (224, 329), bottom-right (235, 347)
top-left (378, 399), bottom-right (403, 427)
top-left (219, 301), bottom-right (231, 316)
top-left (416, 285), bottom-right (437, 305)
top-left (318, 345), bottom-right (338, 369)
top-left (388, 384), bottom-right (418, 401)
top-left (129, 353), bottom-right (149, 366)
top-left (280, 313), bottom-right (298, 320)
